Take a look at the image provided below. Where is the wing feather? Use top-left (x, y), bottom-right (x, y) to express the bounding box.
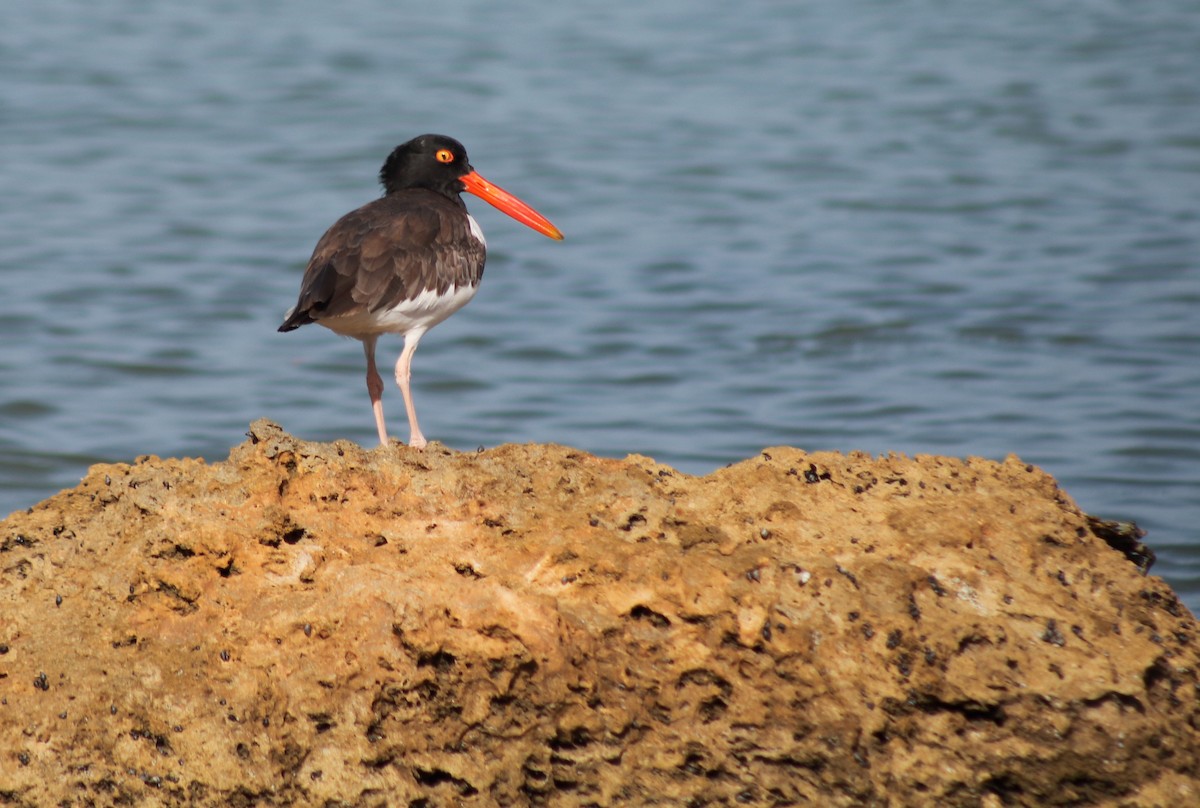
top-left (278, 189), bottom-right (485, 332)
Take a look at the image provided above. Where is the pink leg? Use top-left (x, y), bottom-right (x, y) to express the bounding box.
top-left (395, 330), bottom-right (427, 449)
top-left (362, 336), bottom-right (389, 446)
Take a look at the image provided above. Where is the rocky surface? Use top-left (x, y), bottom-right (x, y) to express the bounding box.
top-left (0, 419), bottom-right (1197, 806)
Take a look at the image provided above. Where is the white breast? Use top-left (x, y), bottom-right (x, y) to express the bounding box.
top-left (467, 213), bottom-right (487, 248)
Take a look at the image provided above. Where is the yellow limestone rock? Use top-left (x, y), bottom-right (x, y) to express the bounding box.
top-left (0, 420), bottom-right (1196, 806)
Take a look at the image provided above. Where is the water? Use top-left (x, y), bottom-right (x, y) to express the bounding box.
top-left (2, 1), bottom-right (1198, 608)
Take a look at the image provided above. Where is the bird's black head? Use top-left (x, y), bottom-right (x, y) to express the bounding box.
top-left (378, 134), bottom-right (472, 197)
top-left (376, 133), bottom-right (564, 240)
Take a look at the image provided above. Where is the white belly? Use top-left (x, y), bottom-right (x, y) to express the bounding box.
top-left (320, 283), bottom-right (479, 338)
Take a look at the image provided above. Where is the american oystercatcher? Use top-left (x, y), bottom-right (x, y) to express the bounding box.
top-left (279, 134), bottom-right (563, 448)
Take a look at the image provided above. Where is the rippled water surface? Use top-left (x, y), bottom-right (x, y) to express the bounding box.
top-left (3, 1), bottom-right (1199, 608)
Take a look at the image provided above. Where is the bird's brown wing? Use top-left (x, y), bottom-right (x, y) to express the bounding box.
top-left (278, 190), bottom-right (486, 331)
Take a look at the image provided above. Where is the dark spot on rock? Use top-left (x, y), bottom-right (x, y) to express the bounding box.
top-left (33, 672), bottom-right (49, 691)
top-left (416, 650), bottom-right (457, 671)
top-left (886, 630), bottom-right (902, 650)
top-left (1139, 588), bottom-right (1184, 618)
top-left (281, 527), bottom-right (306, 545)
top-left (1087, 515), bottom-right (1154, 573)
top-left (620, 513), bottom-right (646, 531)
top-left (154, 580), bottom-right (198, 615)
top-left (157, 543), bottom-right (196, 561)
top-left (803, 464), bottom-right (831, 484)
top-left (629, 605), bottom-right (671, 628)
top-left (1, 534), bottom-right (37, 552)
top-left (413, 766), bottom-right (478, 797)
top-left (1041, 619), bottom-right (1066, 647)
top-left (681, 749), bottom-right (705, 773)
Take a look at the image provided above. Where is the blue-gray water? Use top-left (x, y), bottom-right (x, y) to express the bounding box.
top-left (3, 2), bottom-right (1198, 609)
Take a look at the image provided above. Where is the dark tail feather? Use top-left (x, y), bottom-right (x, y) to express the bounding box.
top-left (279, 262), bottom-right (337, 332)
top-left (278, 307), bottom-right (314, 332)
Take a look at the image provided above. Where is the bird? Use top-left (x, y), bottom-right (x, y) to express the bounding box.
top-left (279, 134), bottom-right (563, 449)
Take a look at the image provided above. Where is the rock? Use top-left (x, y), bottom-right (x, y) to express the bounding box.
top-left (0, 419), bottom-right (1196, 806)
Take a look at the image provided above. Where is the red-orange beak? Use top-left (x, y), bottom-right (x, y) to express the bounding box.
top-left (459, 170), bottom-right (564, 241)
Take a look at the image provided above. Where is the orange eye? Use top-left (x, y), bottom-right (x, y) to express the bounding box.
top-left (435, 149), bottom-right (454, 164)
